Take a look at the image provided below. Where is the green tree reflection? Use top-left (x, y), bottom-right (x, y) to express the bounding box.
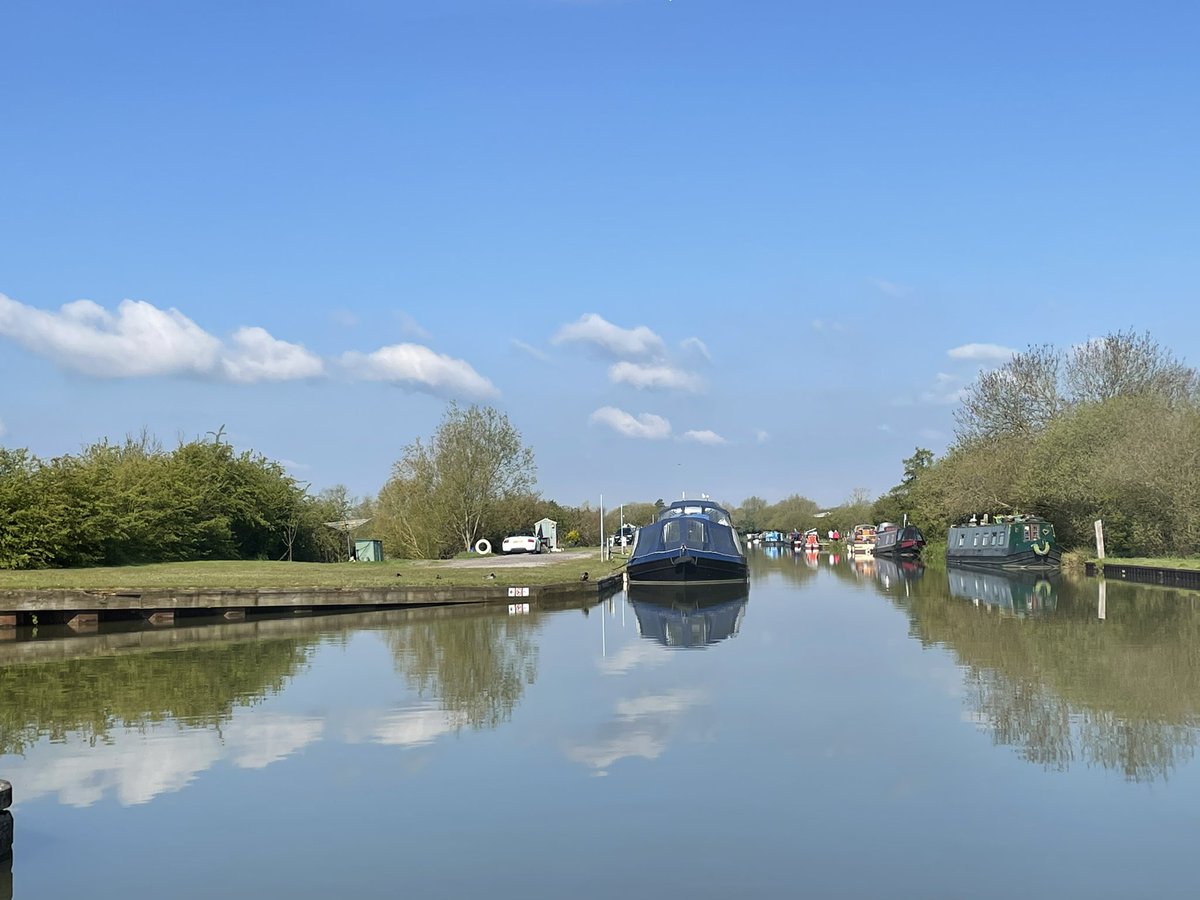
top-left (891, 572), bottom-right (1200, 782)
top-left (386, 610), bottom-right (541, 731)
top-left (0, 638), bottom-right (316, 756)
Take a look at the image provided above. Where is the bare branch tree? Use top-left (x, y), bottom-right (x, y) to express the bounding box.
top-left (1065, 329), bottom-right (1198, 406)
top-left (954, 344), bottom-right (1063, 441)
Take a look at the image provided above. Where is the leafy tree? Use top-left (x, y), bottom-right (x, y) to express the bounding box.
top-left (377, 404), bottom-right (537, 558)
top-left (734, 495), bottom-right (768, 531)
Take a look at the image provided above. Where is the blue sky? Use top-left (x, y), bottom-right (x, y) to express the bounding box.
top-left (2, 0), bottom-right (1198, 509)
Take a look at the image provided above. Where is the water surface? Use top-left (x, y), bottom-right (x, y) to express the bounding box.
top-left (3, 552), bottom-right (1200, 898)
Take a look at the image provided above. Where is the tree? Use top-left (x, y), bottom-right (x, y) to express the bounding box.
top-left (381, 404), bottom-right (537, 557)
top-left (1065, 329), bottom-right (1198, 407)
top-left (954, 344), bottom-right (1063, 441)
top-left (735, 495), bottom-right (768, 532)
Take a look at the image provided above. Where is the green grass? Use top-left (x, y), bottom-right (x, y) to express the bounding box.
top-left (1090, 557), bottom-right (1200, 571)
top-left (0, 550), bottom-right (627, 591)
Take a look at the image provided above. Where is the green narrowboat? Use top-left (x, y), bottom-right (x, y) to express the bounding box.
top-left (945, 516), bottom-right (1061, 570)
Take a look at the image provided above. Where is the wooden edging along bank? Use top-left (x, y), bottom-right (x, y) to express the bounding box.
top-left (0, 572), bottom-right (624, 628)
top-left (1084, 561), bottom-right (1200, 589)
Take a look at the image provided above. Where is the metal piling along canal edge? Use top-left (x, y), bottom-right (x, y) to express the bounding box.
top-left (1, 777), bottom-right (12, 900)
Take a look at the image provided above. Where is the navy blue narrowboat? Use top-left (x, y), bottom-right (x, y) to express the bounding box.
top-left (628, 583), bottom-right (748, 648)
top-left (626, 499), bottom-right (749, 585)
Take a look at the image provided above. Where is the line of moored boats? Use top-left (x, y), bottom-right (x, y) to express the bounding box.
top-left (624, 497), bottom-right (1062, 588)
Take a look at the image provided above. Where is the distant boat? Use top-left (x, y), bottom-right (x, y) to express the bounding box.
top-left (848, 524), bottom-right (876, 555)
top-left (873, 522), bottom-right (925, 557)
top-left (628, 583), bottom-right (748, 648)
top-left (945, 516), bottom-right (1061, 569)
top-left (626, 499), bottom-right (749, 585)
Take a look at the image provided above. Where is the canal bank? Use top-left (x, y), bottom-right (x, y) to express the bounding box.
top-left (1085, 560), bottom-right (1200, 589)
top-left (0, 573), bottom-right (624, 627)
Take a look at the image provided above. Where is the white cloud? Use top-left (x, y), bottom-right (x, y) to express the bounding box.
top-left (878, 424), bottom-right (892, 432)
top-left (947, 342), bottom-right (1016, 363)
top-left (811, 320), bottom-right (845, 332)
top-left (354, 704), bottom-right (466, 748)
top-left (511, 339), bottom-right (552, 363)
top-left (919, 372), bottom-right (967, 405)
top-left (565, 689), bottom-right (706, 774)
top-left (615, 689), bottom-right (705, 719)
top-left (5, 711), bottom-right (322, 808)
top-left (755, 429), bottom-right (770, 444)
top-left (680, 336), bottom-right (712, 362)
top-left (224, 715), bottom-right (325, 769)
top-left (0, 294), bottom-right (322, 383)
top-left (0, 416), bottom-right (5, 438)
top-left (220, 327), bottom-right (325, 383)
top-left (0, 294), bottom-right (222, 378)
top-left (341, 343), bottom-right (499, 399)
top-left (682, 429), bottom-right (726, 446)
top-left (871, 278), bottom-right (911, 297)
top-left (395, 311), bottom-right (432, 340)
top-left (552, 313), bottom-right (665, 360)
top-left (589, 406), bottom-right (672, 440)
top-left (609, 361), bottom-right (703, 393)
top-left (599, 639), bottom-right (671, 675)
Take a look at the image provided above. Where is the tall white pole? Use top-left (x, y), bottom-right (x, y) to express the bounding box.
top-left (600, 493), bottom-right (605, 561)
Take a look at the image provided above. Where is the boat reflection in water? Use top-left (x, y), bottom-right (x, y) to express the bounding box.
top-left (947, 566), bottom-right (1058, 617)
top-left (628, 583), bottom-right (749, 649)
top-left (875, 556), bottom-right (925, 592)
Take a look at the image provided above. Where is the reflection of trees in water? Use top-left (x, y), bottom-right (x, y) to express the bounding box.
top-left (748, 548), bottom-right (823, 586)
top-left (0, 638), bottom-right (317, 756)
top-left (386, 612), bottom-right (541, 731)
top-left (893, 572), bottom-right (1200, 782)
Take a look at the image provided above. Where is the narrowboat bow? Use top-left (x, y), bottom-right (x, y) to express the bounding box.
top-left (626, 500), bottom-right (749, 585)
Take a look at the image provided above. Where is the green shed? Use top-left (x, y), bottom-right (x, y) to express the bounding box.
top-left (354, 539), bottom-right (384, 562)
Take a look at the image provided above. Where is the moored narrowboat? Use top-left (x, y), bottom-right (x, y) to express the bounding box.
top-left (626, 499), bottom-right (749, 585)
top-left (873, 522), bottom-right (925, 557)
top-left (945, 515), bottom-right (1061, 570)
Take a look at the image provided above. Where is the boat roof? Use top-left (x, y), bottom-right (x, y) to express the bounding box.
top-left (657, 499), bottom-right (733, 521)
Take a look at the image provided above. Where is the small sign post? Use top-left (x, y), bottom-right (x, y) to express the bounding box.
top-left (1094, 519), bottom-right (1106, 560)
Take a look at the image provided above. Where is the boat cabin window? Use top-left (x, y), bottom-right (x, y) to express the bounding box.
top-left (662, 519), bottom-right (706, 548)
top-left (958, 532), bottom-right (965, 547)
top-left (1023, 523), bottom-right (1038, 541)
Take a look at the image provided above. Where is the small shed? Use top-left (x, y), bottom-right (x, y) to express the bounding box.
top-left (354, 539), bottom-right (384, 562)
top-left (534, 518), bottom-right (558, 551)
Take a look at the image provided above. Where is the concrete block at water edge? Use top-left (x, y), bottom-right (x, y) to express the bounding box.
top-left (0, 809), bottom-right (11, 860)
top-left (0, 780), bottom-right (10, 811)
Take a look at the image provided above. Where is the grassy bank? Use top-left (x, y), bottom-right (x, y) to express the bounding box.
top-left (0, 550), bottom-right (626, 591)
top-left (1089, 557), bottom-right (1200, 571)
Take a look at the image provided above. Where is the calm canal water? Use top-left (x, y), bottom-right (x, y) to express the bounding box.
top-left (4, 551), bottom-right (1200, 898)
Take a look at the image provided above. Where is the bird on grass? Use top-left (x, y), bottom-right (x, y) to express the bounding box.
top-left (581, 572), bottom-right (589, 581)
top-left (485, 573), bottom-right (496, 580)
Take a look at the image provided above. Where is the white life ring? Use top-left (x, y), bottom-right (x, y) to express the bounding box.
top-left (474, 539), bottom-right (492, 555)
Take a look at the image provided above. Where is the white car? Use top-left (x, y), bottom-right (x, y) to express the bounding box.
top-left (502, 534), bottom-right (540, 554)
